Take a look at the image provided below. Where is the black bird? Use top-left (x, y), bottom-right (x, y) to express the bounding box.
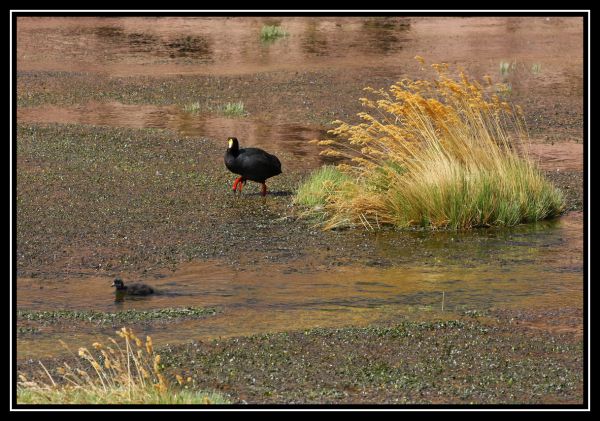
top-left (111, 278), bottom-right (155, 299)
top-left (224, 137), bottom-right (282, 196)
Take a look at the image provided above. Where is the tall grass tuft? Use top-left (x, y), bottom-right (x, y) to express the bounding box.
top-left (296, 59), bottom-right (564, 230)
top-left (17, 328), bottom-right (228, 404)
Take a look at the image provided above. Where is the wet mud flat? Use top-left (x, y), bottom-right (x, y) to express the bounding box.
top-left (165, 308), bottom-right (583, 404)
top-left (18, 307), bottom-right (583, 405)
top-left (15, 122), bottom-right (584, 396)
top-left (15, 123), bottom-right (584, 281)
top-left (15, 16), bottom-right (585, 404)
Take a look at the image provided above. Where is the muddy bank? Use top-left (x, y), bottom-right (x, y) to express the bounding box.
top-left (16, 123), bottom-right (583, 280)
top-left (545, 170), bottom-right (584, 212)
top-left (15, 122), bottom-right (584, 363)
top-left (16, 65), bottom-right (584, 142)
top-left (17, 307), bottom-right (583, 405)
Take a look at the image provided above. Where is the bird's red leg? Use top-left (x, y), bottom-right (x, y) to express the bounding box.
top-left (261, 183), bottom-right (267, 197)
top-left (232, 176), bottom-right (243, 192)
top-left (237, 178), bottom-right (245, 193)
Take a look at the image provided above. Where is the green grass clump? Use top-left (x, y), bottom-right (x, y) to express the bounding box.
top-left (183, 102), bottom-right (201, 113)
top-left (221, 101), bottom-right (247, 117)
top-left (183, 101), bottom-right (246, 117)
top-left (499, 60), bottom-right (517, 76)
top-left (295, 60), bottom-right (564, 230)
top-left (295, 165), bottom-right (353, 209)
top-left (260, 25), bottom-right (289, 42)
top-left (17, 328), bottom-right (228, 405)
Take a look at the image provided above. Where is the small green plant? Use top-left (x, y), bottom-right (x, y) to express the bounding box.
top-left (260, 25), bottom-right (289, 42)
top-left (499, 60), bottom-right (517, 76)
top-left (183, 102), bottom-right (201, 113)
top-left (531, 63), bottom-right (542, 75)
top-left (221, 101), bottom-right (247, 117)
top-left (16, 327), bottom-right (228, 404)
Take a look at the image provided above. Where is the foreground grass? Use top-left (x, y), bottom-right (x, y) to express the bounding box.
top-left (17, 328), bottom-right (228, 405)
top-left (296, 60), bottom-right (564, 230)
top-left (17, 387), bottom-right (228, 405)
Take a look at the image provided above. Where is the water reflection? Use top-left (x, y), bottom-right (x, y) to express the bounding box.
top-left (17, 102), bottom-right (332, 170)
top-left (302, 21), bottom-right (328, 56)
top-left (164, 35), bottom-right (212, 60)
top-left (17, 211), bottom-right (582, 360)
top-left (61, 22), bottom-right (215, 64)
top-left (360, 17), bottom-right (411, 54)
top-left (17, 16), bottom-right (418, 73)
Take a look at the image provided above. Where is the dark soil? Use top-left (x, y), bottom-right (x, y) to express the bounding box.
top-left (17, 307), bottom-right (583, 405)
top-left (15, 123), bottom-right (583, 280)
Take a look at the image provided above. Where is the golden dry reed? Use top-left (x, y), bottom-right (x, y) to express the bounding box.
top-left (296, 58), bottom-right (564, 230)
top-left (17, 328), bottom-right (225, 404)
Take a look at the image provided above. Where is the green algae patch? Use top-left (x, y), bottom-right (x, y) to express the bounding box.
top-left (18, 307), bottom-right (219, 325)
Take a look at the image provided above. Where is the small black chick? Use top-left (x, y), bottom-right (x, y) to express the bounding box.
top-left (111, 277), bottom-right (155, 297)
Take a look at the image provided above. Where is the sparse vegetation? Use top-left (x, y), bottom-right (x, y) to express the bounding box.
top-left (221, 101), bottom-right (247, 117)
top-left (260, 25), bottom-right (289, 42)
top-left (182, 102), bottom-right (202, 113)
top-left (18, 307), bottom-right (218, 325)
top-left (17, 328), bottom-right (229, 404)
top-left (295, 59), bottom-right (564, 230)
top-left (499, 60), bottom-right (517, 76)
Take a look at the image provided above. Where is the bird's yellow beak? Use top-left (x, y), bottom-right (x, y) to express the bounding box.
top-left (228, 139), bottom-right (233, 149)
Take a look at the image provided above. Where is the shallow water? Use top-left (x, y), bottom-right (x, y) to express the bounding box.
top-left (17, 102), bottom-right (331, 170)
top-left (16, 101), bottom-right (584, 172)
top-left (17, 211), bottom-right (583, 360)
top-left (16, 16), bottom-right (584, 170)
top-left (17, 16), bottom-right (582, 78)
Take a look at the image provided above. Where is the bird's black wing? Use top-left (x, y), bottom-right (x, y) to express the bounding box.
top-left (237, 148), bottom-right (282, 180)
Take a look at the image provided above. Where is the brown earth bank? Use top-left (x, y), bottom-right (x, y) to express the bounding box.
top-left (17, 307), bottom-right (583, 405)
top-left (15, 123), bottom-right (583, 280)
